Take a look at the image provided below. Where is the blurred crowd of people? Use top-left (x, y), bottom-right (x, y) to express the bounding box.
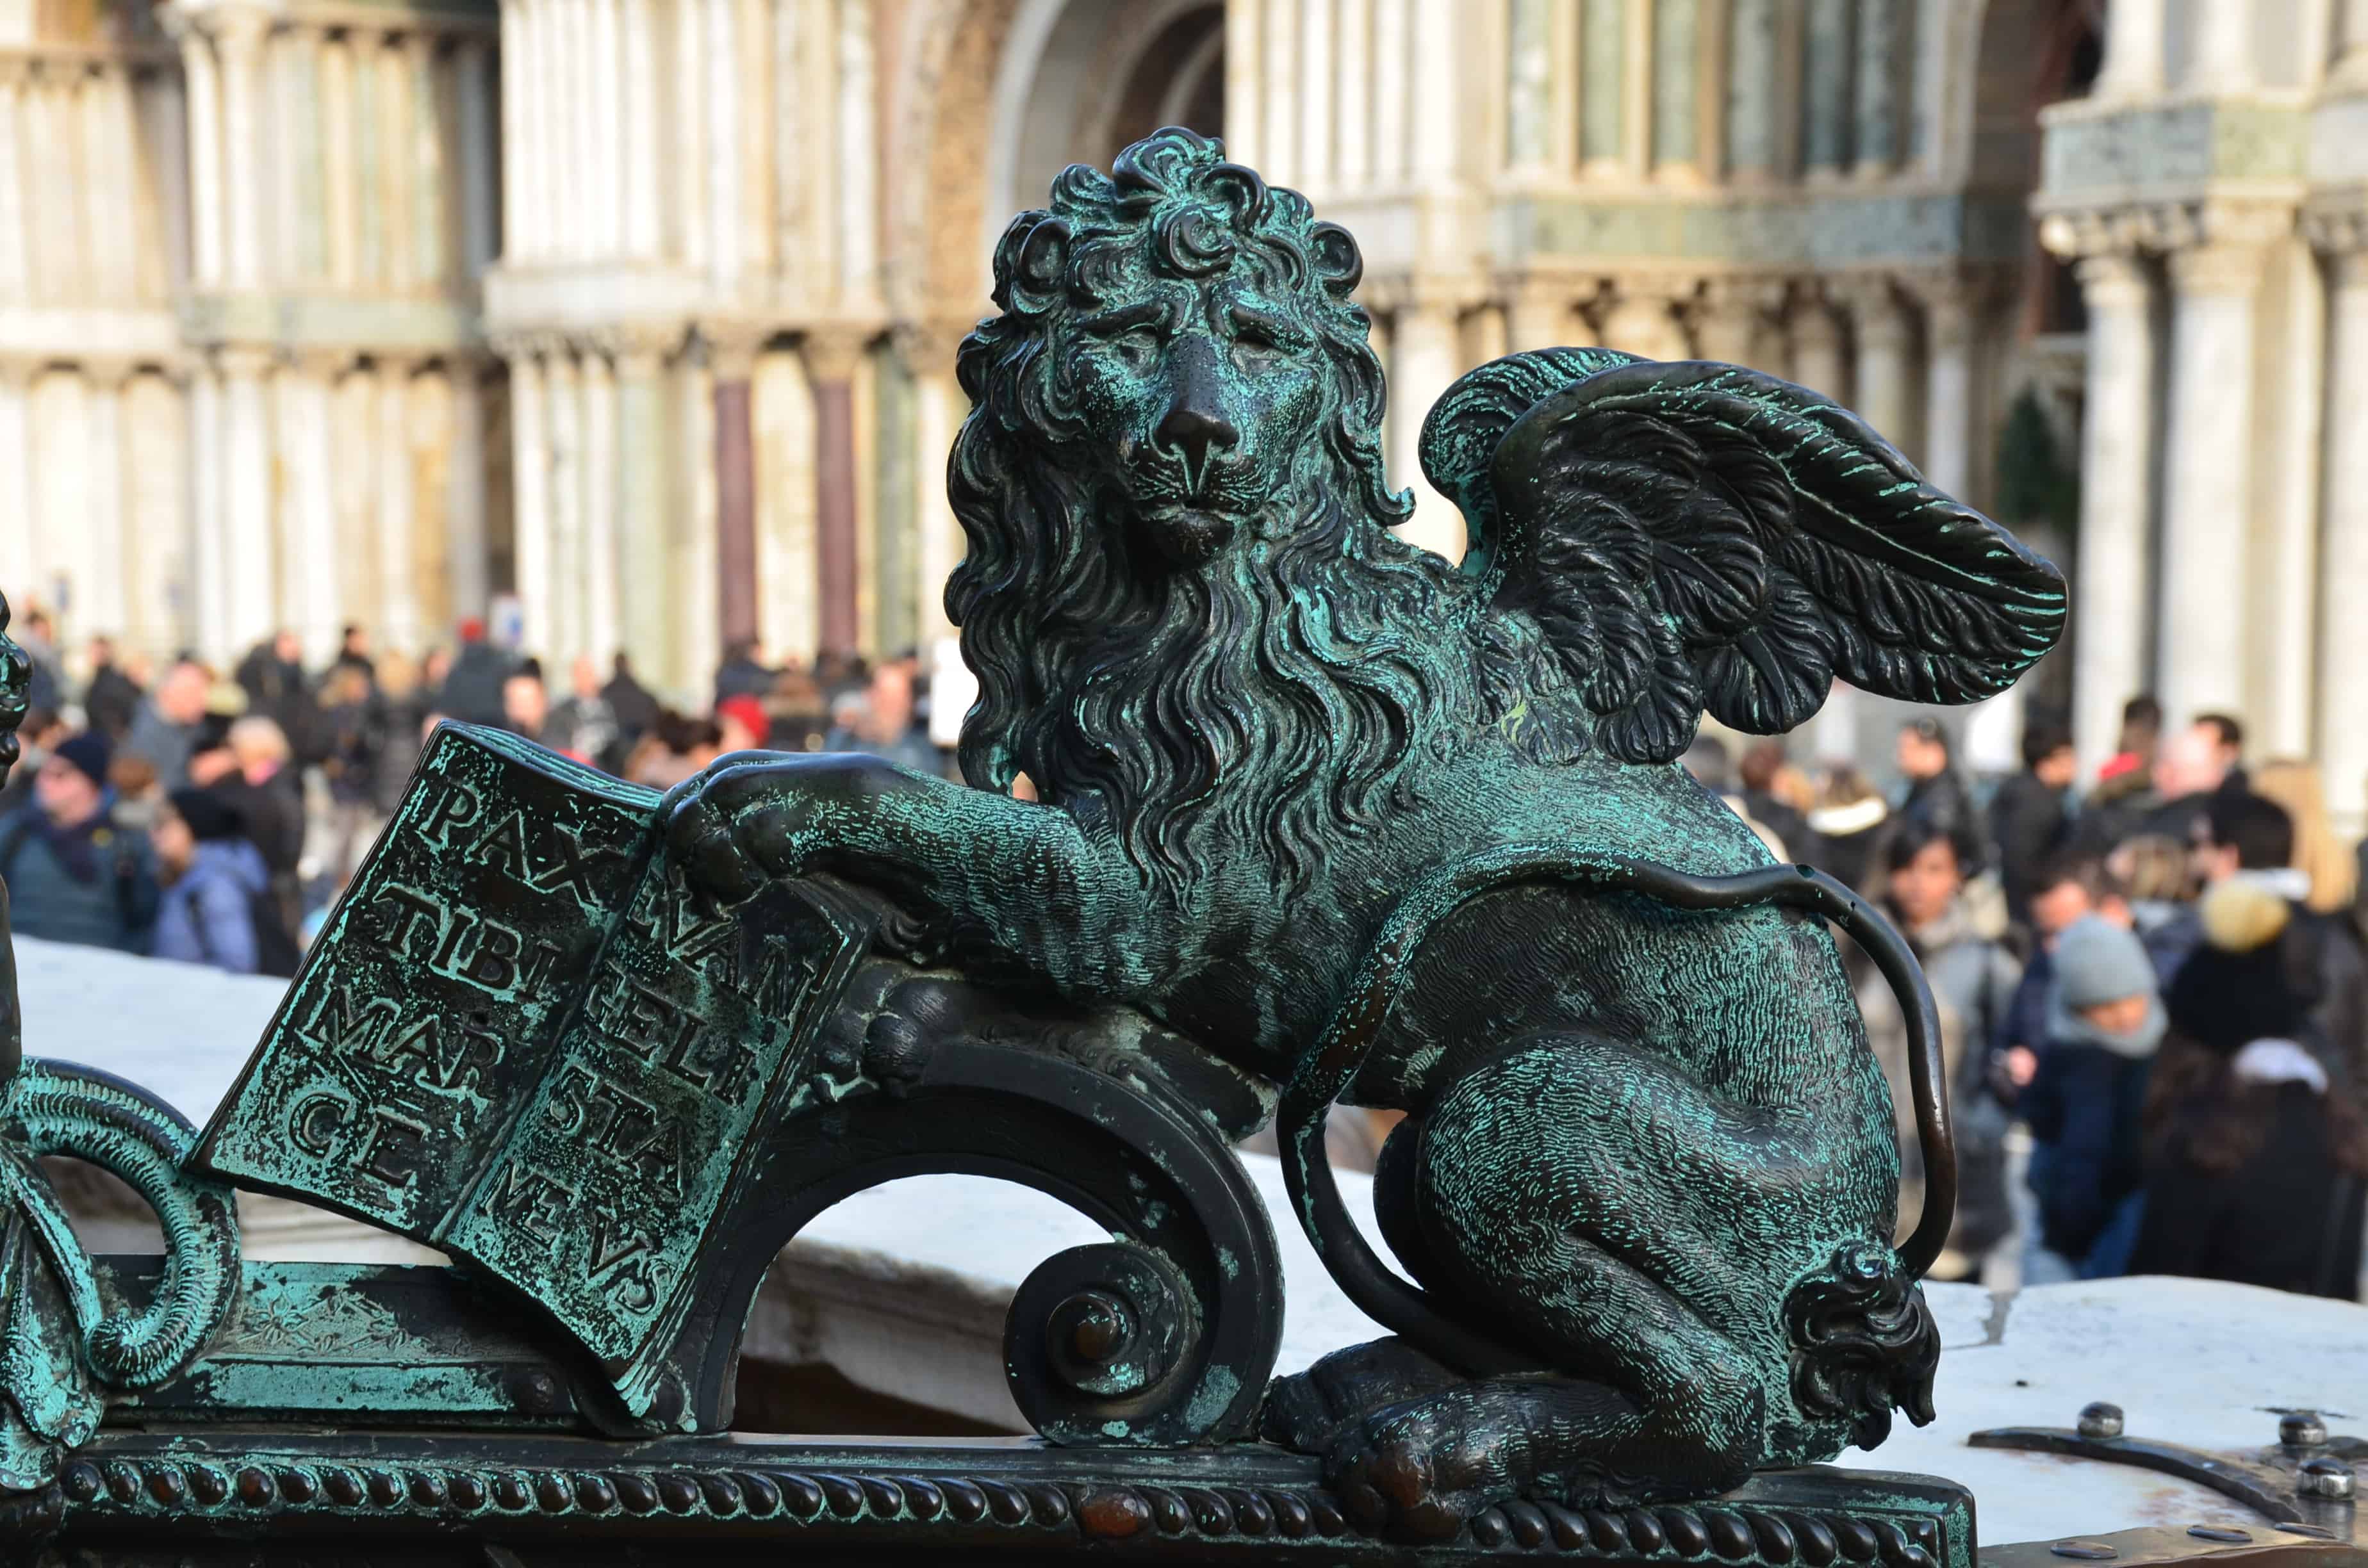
top-left (1688, 697), bottom-right (2368, 1302)
top-left (6, 596), bottom-right (2362, 1304)
top-left (0, 608), bottom-right (958, 984)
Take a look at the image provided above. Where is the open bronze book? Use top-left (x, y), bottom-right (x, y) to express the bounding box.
top-left (193, 724), bottom-right (873, 1419)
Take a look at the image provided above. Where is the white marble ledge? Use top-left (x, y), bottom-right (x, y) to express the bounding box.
top-left (15, 939), bottom-right (2368, 1548)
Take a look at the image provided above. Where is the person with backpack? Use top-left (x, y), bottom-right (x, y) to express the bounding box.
top-left (0, 730), bottom-right (160, 955)
top-left (150, 788), bottom-right (292, 977)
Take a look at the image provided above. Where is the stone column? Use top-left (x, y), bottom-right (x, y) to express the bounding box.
top-left (1788, 285), bottom-right (1848, 402)
top-left (498, 1), bottom-right (532, 260)
top-left (79, 364), bottom-right (131, 642)
top-left (1599, 277), bottom-right (1693, 361)
top-left (320, 30), bottom-right (359, 286)
top-left (2187, 0), bottom-right (2254, 92)
top-left (375, 359), bottom-right (421, 652)
top-left (1843, 276), bottom-right (1911, 445)
top-left (1505, 0), bottom-right (1557, 176)
top-left (456, 40), bottom-right (497, 278)
top-left (188, 363), bottom-right (229, 658)
top-left (447, 358), bottom-right (489, 626)
top-left (545, 350), bottom-right (585, 660)
top-left (275, 355), bottom-right (342, 662)
top-left (508, 347), bottom-right (553, 655)
top-left (171, 13), bottom-right (227, 287)
top-left (710, 331), bottom-right (761, 653)
top-left (1506, 284), bottom-right (1576, 352)
top-left (617, 343), bottom-right (671, 671)
top-left (221, 348), bottom-right (277, 653)
top-left (2157, 227), bottom-right (2269, 723)
top-left (2094, 0), bottom-right (2165, 98)
top-left (803, 329), bottom-right (869, 659)
top-left (2312, 216), bottom-right (2368, 835)
top-left (0, 359), bottom-right (31, 589)
top-left (622, 0), bottom-right (661, 258)
top-left (213, 6), bottom-right (272, 289)
top-left (1388, 299), bottom-right (1464, 562)
top-left (2336, 0), bottom-right (2368, 86)
top-left (1725, 0), bottom-right (1780, 181)
top-left (898, 320), bottom-right (971, 648)
top-left (0, 63), bottom-right (27, 306)
top-left (1914, 272), bottom-right (1981, 498)
top-left (581, 351), bottom-right (620, 662)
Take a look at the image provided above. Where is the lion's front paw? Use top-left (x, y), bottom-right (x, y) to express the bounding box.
top-left (1326, 1392), bottom-right (1522, 1542)
top-left (661, 754), bottom-right (840, 903)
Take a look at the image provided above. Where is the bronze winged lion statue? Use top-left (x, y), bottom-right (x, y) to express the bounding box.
top-left (664, 127), bottom-right (2066, 1535)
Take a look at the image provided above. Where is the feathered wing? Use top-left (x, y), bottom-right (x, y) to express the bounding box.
top-left (1422, 354), bottom-right (2068, 765)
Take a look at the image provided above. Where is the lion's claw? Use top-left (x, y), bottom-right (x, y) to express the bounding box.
top-left (1324, 1398), bottom-right (1518, 1542)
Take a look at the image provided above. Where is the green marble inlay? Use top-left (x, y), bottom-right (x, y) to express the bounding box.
top-left (1582, 0), bottom-right (1627, 164)
top-left (1499, 190), bottom-right (2030, 266)
top-left (1507, 0), bottom-right (1556, 168)
top-left (1853, 0), bottom-right (1900, 170)
top-left (2039, 100), bottom-right (2305, 192)
top-left (873, 340), bottom-right (917, 658)
top-left (1725, 0), bottom-right (1779, 174)
top-left (1654, 0), bottom-right (1700, 167)
top-left (1802, 0), bottom-right (1854, 172)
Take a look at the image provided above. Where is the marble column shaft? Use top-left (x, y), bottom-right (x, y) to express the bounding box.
top-left (447, 362), bottom-right (489, 624)
top-left (2096, 0), bottom-right (2165, 97)
top-left (377, 361), bottom-right (421, 651)
top-left (900, 322), bottom-right (969, 648)
top-left (1802, 0), bottom-right (1853, 177)
top-left (222, 350), bottom-right (276, 653)
top-left (1918, 279), bottom-right (1978, 498)
top-left (805, 332), bottom-right (867, 659)
top-left (1851, 0), bottom-right (1900, 174)
top-left (2157, 244), bottom-right (2260, 723)
top-left (1788, 287), bottom-right (1848, 403)
top-left (712, 339), bottom-right (759, 651)
top-left (2066, 254), bottom-right (2153, 774)
top-left (582, 353), bottom-right (620, 661)
top-left (0, 363), bottom-right (32, 595)
top-left (510, 352), bottom-right (553, 656)
top-left (2187, 0), bottom-right (2254, 92)
top-left (618, 350), bottom-right (670, 671)
top-left (1846, 280), bottom-right (1912, 443)
top-left (2337, 0), bottom-right (2368, 85)
top-left (2319, 250), bottom-right (2368, 833)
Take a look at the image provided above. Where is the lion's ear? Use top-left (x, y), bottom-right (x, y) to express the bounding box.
top-left (1310, 222), bottom-right (1362, 296)
top-left (1005, 216), bottom-right (1073, 315)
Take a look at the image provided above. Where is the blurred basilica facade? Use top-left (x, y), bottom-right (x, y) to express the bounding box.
top-left (1, 0), bottom-right (2360, 822)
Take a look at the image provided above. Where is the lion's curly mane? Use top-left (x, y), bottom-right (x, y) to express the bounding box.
top-left (945, 128), bottom-right (1478, 892)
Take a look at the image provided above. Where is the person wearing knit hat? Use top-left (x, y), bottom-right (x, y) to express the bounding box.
top-left (2021, 915), bottom-right (2164, 1282)
top-left (0, 726), bottom-right (160, 954)
top-left (2127, 871), bottom-right (2368, 1297)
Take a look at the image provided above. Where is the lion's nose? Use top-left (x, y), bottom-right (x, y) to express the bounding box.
top-left (1156, 404), bottom-right (1238, 489)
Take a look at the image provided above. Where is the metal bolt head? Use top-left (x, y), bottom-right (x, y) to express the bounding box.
top-left (2051, 1541), bottom-right (2117, 1560)
top-left (2298, 1458), bottom-right (2355, 1501)
top-left (2076, 1403), bottom-right (2126, 1440)
top-left (2280, 1411), bottom-right (2330, 1450)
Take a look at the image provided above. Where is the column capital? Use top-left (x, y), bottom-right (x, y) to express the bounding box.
top-left (891, 317), bottom-right (974, 382)
top-left (799, 326), bottom-right (877, 385)
top-left (2036, 207), bottom-right (2149, 263)
top-left (2165, 241), bottom-right (2271, 297)
top-left (2071, 252), bottom-right (2153, 310)
top-left (213, 345), bottom-right (276, 380)
top-left (2301, 200), bottom-right (2368, 259)
top-left (197, 3), bottom-right (279, 54)
top-left (698, 321), bottom-right (774, 380)
top-left (1833, 274), bottom-right (1911, 342)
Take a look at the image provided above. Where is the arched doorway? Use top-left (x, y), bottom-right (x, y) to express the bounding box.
top-left (982, 0), bottom-right (1224, 270)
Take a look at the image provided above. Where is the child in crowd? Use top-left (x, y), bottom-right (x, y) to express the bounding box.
top-left (2021, 915), bottom-right (2164, 1281)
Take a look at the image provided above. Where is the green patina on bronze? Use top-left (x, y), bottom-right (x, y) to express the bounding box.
top-left (0, 128), bottom-right (2070, 1556)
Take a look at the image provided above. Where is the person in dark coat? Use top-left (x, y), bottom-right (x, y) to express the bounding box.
top-left (437, 619), bottom-right (516, 729)
top-left (713, 639), bottom-right (775, 708)
top-left (80, 637), bottom-right (143, 742)
top-left (603, 653), bottom-right (660, 756)
top-left (235, 630), bottom-right (321, 765)
top-left (1895, 715), bottom-right (1984, 876)
top-left (2131, 872), bottom-right (2368, 1298)
top-left (150, 788), bottom-right (274, 976)
top-left (0, 732), bottom-right (159, 954)
top-left (2022, 915), bottom-right (2163, 1280)
top-left (1991, 719), bottom-right (2075, 929)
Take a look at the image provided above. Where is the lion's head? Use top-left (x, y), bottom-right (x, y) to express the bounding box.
top-left (946, 127), bottom-right (1470, 892)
